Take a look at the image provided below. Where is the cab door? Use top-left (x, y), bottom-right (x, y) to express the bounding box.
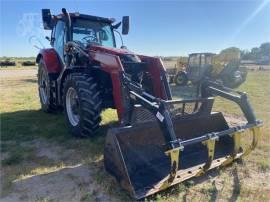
top-left (187, 54), bottom-right (201, 83)
top-left (52, 20), bottom-right (66, 63)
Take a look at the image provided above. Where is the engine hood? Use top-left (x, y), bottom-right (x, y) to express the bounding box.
top-left (89, 45), bottom-right (134, 56)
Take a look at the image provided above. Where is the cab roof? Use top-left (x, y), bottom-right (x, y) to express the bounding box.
top-left (55, 12), bottom-right (114, 24)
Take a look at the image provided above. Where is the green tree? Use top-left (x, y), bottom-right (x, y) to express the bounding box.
top-left (240, 42), bottom-right (270, 62)
top-left (259, 42), bottom-right (270, 56)
top-left (251, 47), bottom-right (260, 60)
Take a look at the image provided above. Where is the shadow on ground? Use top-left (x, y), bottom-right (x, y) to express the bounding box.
top-left (1, 109), bottom-right (116, 142)
top-left (1, 109), bottom-right (128, 201)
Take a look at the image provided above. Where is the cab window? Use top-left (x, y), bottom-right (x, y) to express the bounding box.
top-left (53, 21), bottom-right (66, 61)
top-left (72, 19), bottom-right (115, 48)
top-left (189, 55), bottom-right (200, 65)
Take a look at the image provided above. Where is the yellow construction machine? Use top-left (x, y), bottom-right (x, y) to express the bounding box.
top-left (168, 49), bottom-right (247, 88)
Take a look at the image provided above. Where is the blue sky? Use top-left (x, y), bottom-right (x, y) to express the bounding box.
top-left (0, 0), bottom-right (270, 57)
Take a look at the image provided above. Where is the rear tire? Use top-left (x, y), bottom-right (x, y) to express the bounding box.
top-left (37, 59), bottom-right (56, 112)
top-left (63, 73), bottom-right (102, 137)
top-left (174, 71), bottom-right (188, 86)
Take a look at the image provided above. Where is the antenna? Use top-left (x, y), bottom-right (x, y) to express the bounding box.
top-left (114, 30), bottom-right (126, 49)
top-left (29, 35), bottom-right (45, 50)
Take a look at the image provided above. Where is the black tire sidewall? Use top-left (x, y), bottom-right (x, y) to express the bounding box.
top-left (38, 60), bottom-right (52, 112)
top-left (63, 76), bottom-right (83, 137)
top-left (175, 71), bottom-right (188, 86)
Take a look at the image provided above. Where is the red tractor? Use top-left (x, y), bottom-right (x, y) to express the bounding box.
top-left (38, 8), bottom-right (261, 199)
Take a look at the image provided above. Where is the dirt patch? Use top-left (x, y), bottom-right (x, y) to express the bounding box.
top-left (2, 164), bottom-right (93, 202)
top-left (223, 113), bottom-right (247, 127)
top-left (0, 138), bottom-right (120, 202)
top-left (1, 164), bottom-right (121, 202)
top-left (0, 69), bottom-right (37, 78)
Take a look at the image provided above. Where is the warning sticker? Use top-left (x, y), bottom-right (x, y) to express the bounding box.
top-left (156, 112), bottom-right (164, 122)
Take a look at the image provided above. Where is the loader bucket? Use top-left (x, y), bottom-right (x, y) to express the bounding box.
top-left (104, 109), bottom-right (261, 199)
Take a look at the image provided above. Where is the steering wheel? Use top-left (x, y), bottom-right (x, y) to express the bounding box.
top-left (72, 40), bottom-right (85, 47)
top-left (81, 35), bottom-right (98, 44)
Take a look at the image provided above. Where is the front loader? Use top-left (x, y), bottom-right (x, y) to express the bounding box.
top-left (37, 8), bottom-right (262, 199)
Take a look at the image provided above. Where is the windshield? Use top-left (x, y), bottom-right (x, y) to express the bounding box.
top-left (189, 55), bottom-right (200, 66)
top-left (72, 19), bottom-right (115, 48)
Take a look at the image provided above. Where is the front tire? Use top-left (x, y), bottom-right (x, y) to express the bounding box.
top-left (38, 59), bottom-right (56, 112)
top-left (63, 73), bottom-right (102, 137)
top-left (174, 71), bottom-right (188, 86)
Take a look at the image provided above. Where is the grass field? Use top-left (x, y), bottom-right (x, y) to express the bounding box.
top-left (0, 69), bottom-right (269, 201)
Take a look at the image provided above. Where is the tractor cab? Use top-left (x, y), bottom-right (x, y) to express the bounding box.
top-left (187, 53), bottom-right (215, 83)
top-left (42, 9), bottom-right (129, 63)
top-left (188, 53), bottom-right (215, 66)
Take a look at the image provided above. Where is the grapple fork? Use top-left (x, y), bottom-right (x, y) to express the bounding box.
top-left (104, 77), bottom-right (262, 199)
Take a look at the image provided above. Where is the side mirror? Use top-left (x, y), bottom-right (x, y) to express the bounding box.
top-left (42, 9), bottom-right (53, 30)
top-left (122, 16), bottom-right (129, 35)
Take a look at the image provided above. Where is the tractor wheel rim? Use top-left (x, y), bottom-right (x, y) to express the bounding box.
top-left (177, 76), bottom-right (183, 84)
top-left (40, 69), bottom-right (48, 104)
top-left (66, 87), bottom-right (80, 126)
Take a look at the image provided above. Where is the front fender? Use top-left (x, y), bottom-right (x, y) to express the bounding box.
top-left (36, 48), bottom-right (63, 74)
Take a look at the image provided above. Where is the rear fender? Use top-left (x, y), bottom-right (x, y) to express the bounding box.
top-left (36, 48), bottom-right (63, 74)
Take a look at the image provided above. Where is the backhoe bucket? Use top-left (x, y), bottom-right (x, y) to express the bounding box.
top-left (104, 111), bottom-right (261, 199)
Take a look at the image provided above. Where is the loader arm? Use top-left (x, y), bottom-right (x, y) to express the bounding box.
top-left (202, 80), bottom-right (257, 123)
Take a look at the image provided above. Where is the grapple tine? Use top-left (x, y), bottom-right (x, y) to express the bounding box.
top-left (196, 135), bottom-right (218, 176)
top-left (159, 148), bottom-right (181, 190)
top-left (222, 131), bottom-right (243, 166)
top-left (242, 127), bottom-right (261, 157)
top-left (222, 125), bottom-right (262, 167)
